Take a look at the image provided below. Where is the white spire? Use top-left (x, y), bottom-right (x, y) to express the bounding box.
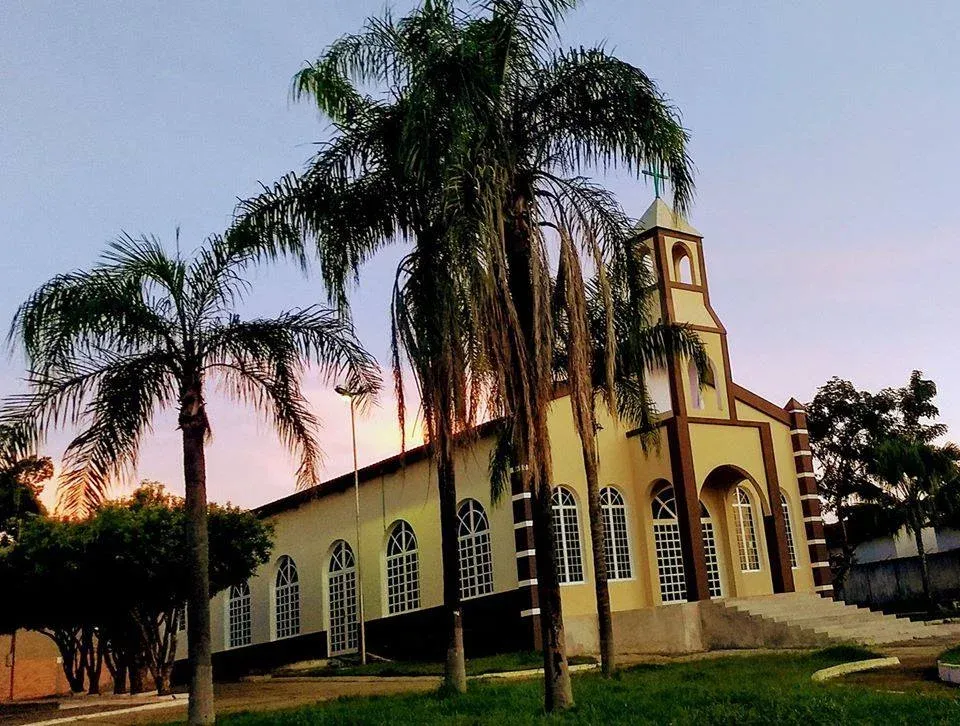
top-left (637, 198), bottom-right (701, 237)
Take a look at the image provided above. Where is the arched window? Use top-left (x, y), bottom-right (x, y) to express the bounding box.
top-left (328, 541), bottom-right (358, 655)
top-left (780, 492), bottom-right (798, 569)
top-left (551, 487), bottom-right (585, 584)
top-left (274, 555), bottom-right (300, 639)
top-left (651, 484), bottom-right (686, 602)
top-left (734, 487), bottom-right (761, 572)
top-left (600, 487), bottom-right (632, 580)
top-left (672, 243), bottom-right (694, 284)
top-left (386, 520), bottom-right (420, 614)
top-left (700, 503), bottom-right (723, 598)
top-left (688, 359), bottom-right (704, 410)
top-left (457, 499), bottom-right (494, 599)
top-left (227, 581), bottom-right (252, 648)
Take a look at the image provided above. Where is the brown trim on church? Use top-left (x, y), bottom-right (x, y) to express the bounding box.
top-left (758, 425), bottom-right (795, 593)
top-left (668, 281), bottom-right (706, 293)
top-left (786, 400), bottom-right (834, 598)
top-left (731, 383), bottom-right (793, 426)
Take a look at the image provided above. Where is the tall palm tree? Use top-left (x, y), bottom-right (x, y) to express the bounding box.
top-left (233, 4), bottom-right (485, 690)
top-left (236, 0), bottom-right (694, 709)
top-left (438, 1), bottom-right (694, 706)
top-left (2, 233), bottom-right (379, 725)
top-left (551, 264), bottom-right (706, 676)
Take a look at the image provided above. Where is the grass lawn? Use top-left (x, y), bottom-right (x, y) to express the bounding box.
top-left (276, 651), bottom-right (597, 678)
top-left (201, 646), bottom-right (960, 725)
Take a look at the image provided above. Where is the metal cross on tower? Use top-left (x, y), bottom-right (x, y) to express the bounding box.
top-left (642, 164), bottom-right (669, 198)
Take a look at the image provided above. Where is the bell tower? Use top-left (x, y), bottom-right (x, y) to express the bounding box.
top-left (635, 198), bottom-right (736, 422)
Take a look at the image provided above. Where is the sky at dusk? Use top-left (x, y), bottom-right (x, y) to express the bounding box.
top-left (2, 1), bottom-right (958, 511)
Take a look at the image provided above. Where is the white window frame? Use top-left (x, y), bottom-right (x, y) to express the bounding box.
top-left (734, 486), bottom-right (762, 573)
top-left (651, 484), bottom-right (687, 603)
top-left (457, 499), bottom-right (494, 600)
top-left (700, 502), bottom-right (723, 598)
top-left (780, 491), bottom-right (799, 569)
top-left (328, 540), bottom-right (359, 656)
top-left (385, 520), bottom-right (421, 615)
top-left (551, 486), bottom-right (585, 585)
top-left (226, 582), bottom-right (252, 648)
top-left (600, 487), bottom-right (633, 581)
top-left (274, 555), bottom-right (301, 640)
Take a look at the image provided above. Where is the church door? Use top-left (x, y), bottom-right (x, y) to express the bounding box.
top-left (328, 540), bottom-right (359, 656)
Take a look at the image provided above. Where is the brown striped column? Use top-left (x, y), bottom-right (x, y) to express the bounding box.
top-left (786, 398), bottom-right (833, 597)
top-left (510, 464), bottom-right (543, 649)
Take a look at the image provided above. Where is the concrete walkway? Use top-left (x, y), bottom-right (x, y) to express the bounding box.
top-left (6, 677), bottom-right (441, 726)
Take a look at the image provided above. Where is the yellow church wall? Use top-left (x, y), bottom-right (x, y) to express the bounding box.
top-left (201, 431), bottom-right (520, 656)
top-left (671, 289), bottom-right (716, 328)
top-left (683, 332), bottom-right (730, 420)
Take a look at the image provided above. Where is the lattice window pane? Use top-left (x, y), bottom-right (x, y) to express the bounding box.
top-left (228, 582), bottom-right (252, 648)
top-left (734, 488), bottom-right (761, 572)
top-left (328, 541), bottom-right (359, 655)
top-left (386, 521), bottom-right (421, 614)
top-left (701, 519), bottom-right (723, 598)
top-left (781, 492), bottom-right (798, 569)
top-left (551, 487), bottom-right (584, 584)
top-left (274, 555), bottom-right (301, 639)
top-left (600, 487), bottom-right (632, 580)
top-left (654, 522), bottom-right (686, 602)
top-left (457, 499), bottom-right (494, 600)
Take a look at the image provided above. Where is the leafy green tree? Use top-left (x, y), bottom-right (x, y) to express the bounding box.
top-left (0, 482), bottom-right (273, 696)
top-left (0, 448), bottom-right (52, 540)
top-left (237, 1), bottom-right (694, 705)
top-left (807, 378), bottom-right (899, 581)
top-left (2, 234), bottom-right (378, 723)
top-left (866, 372), bottom-right (960, 609)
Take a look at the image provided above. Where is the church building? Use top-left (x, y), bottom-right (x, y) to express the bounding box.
top-left (182, 200), bottom-right (831, 676)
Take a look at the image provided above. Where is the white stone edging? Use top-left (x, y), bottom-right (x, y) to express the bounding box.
top-left (810, 656), bottom-right (899, 682)
top-left (937, 659), bottom-right (960, 685)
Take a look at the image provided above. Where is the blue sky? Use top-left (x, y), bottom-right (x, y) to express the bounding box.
top-left (2, 1), bottom-right (957, 509)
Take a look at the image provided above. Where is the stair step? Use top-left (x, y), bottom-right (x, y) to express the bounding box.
top-left (717, 592), bottom-right (955, 648)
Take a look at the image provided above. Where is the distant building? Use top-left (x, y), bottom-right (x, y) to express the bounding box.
top-left (180, 200), bottom-right (830, 674)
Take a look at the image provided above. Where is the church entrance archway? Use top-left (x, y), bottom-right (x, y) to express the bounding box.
top-left (702, 465), bottom-right (774, 598)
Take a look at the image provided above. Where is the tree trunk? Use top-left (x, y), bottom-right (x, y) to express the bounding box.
top-left (913, 522), bottom-right (933, 612)
top-left (503, 186), bottom-right (573, 711)
top-left (532, 460), bottom-right (573, 710)
top-left (580, 429), bottom-right (615, 676)
top-left (437, 442), bottom-right (467, 693)
top-left (181, 394), bottom-right (215, 725)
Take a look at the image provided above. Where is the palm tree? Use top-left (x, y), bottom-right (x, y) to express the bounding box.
top-left (234, 5), bottom-right (483, 690)
top-left (2, 233), bottom-right (379, 725)
top-left (552, 264), bottom-right (706, 676)
top-left (236, 0), bottom-right (694, 709)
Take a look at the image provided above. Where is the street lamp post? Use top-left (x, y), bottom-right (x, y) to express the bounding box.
top-left (335, 385), bottom-right (368, 665)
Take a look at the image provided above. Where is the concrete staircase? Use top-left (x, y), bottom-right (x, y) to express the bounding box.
top-left (719, 592), bottom-right (960, 646)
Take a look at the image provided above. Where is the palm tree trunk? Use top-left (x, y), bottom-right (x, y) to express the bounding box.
top-left (504, 186), bottom-right (573, 711)
top-left (181, 405), bottom-right (215, 725)
top-left (912, 522), bottom-right (933, 612)
top-left (579, 428), bottom-right (615, 676)
top-left (437, 441), bottom-right (467, 693)
top-left (532, 457), bottom-right (573, 710)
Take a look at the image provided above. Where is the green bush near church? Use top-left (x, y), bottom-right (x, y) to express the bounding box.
top-left (171, 647), bottom-right (960, 725)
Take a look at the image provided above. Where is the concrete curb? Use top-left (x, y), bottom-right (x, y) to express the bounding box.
top-left (810, 657), bottom-right (900, 682)
top-left (470, 663), bottom-right (599, 681)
